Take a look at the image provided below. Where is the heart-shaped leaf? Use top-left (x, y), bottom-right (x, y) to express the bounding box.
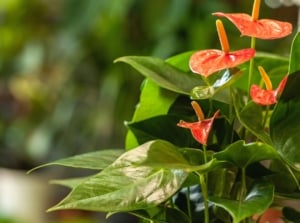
top-left (270, 71), bottom-right (300, 170)
top-left (209, 181), bottom-right (274, 223)
top-left (115, 56), bottom-right (205, 95)
top-left (48, 140), bottom-right (189, 212)
top-left (289, 32), bottom-right (300, 74)
top-left (28, 149), bottom-right (124, 173)
top-left (125, 79), bottom-right (179, 149)
top-left (214, 140), bottom-right (279, 168)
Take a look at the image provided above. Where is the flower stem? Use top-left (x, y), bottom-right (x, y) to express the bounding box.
top-left (186, 187), bottom-right (192, 223)
top-left (240, 167), bottom-right (247, 199)
top-left (199, 174), bottom-right (209, 223)
top-left (262, 105), bottom-right (270, 129)
top-left (248, 37), bottom-right (256, 96)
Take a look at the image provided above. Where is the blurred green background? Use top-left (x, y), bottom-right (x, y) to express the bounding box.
top-left (0, 0), bottom-right (297, 222)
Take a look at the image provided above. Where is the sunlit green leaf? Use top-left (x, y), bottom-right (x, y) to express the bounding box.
top-left (28, 149), bottom-right (124, 173)
top-left (50, 177), bottom-right (89, 189)
top-left (209, 181), bottom-right (274, 223)
top-left (48, 140), bottom-right (188, 212)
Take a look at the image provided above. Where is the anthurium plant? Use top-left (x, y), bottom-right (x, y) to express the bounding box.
top-left (31, 0), bottom-right (300, 222)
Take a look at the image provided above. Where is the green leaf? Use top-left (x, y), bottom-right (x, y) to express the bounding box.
top-left (125, 79), bottom-right (178, 149)
top-left (48, 140), bottom-right (188, 212)
top-left (126, 114), bottom-right (198, 148)
top-left (28, 149), bottom-right (124, 173)
top-left (214, 140), bottom-right (279, 168)
top-left (114, 56), bottom-right (205, 94)
top-left (50, 177), bottom-right (89, 189)
top-left (289, 32), bottom-right (300, 74)
top-left (165, 51), bottom-right (194, 72)
top-left (235, 100), bottom-right (272, 145)
top-left (135, 142), bottom-right (226, 173)
top-left (270, 71), bottom-right (300, 170)
top-left (209, 181), bottom-right (274, 223)
top-left (191, 68), bottom-right (242, 103)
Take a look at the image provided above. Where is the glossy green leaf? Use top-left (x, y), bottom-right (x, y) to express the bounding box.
top-left (126, 140), bottom-right (226, 173)
top-left (125, 79), bottom-right (178, 149)
top-left (28, 149), bottom-right (124, 173)
top-left (209, 181), bottom-right (274, 223)
top-left (270, 71), bottom-right (300, 170)
top-left (191, 85), bottom-right (215, 99)
top-left (235, 101), bottom-right (272, 145)
top-left (50, 177), bottom-right (89, 189)
top-left (289, 32), bottom-right (300, 74)
top-left (48, 140), bottom-right (188, 212)
top-left (114, 56), bottom-right (205, 94)
top-left (214, 140), bottom-right (279, 168)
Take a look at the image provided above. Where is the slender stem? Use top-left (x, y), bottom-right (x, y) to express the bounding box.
top-left (203, 144), bottom-right (208, 163)
top-left (186, 187), bottom-right (192, 223)
top-left (262, 105), bottom-right (270, 129)
top-left (199, 174), bottom-right (209, 223)
top-left (240, 167), bottom-right (247, 201)
top-left (248, 37), bottom-right (256, 97)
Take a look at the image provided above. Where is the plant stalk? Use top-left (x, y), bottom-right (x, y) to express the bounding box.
top-left (248, 37), bottom-right (256, 97)
top-left (199, 174), bottom-right (209, 223)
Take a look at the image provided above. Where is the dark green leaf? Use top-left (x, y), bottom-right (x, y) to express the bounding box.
top-left (115, 56), bottom-right (205, 94)
top-left (235, 101), bottom-right (272, 145)
top-left (283, 207), bottom-right (300, 223)
top-left (214, 140), bottom-right (279, 168)
top-left (270, 71), bottom-right (300, 170)
top-left (126, 114), bottom-right (198, 148)
top-left (209, 181), bottom-right (274, 223)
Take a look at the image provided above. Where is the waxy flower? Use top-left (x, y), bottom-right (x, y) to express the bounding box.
top-left (189, 20), bottom-right (255, 77)
top-left (177, 101), bottom-right (219, 145)
top-left (250, 66), bottom-right (288, 105)
top-left (213, 0), bottom-right (292, 39)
